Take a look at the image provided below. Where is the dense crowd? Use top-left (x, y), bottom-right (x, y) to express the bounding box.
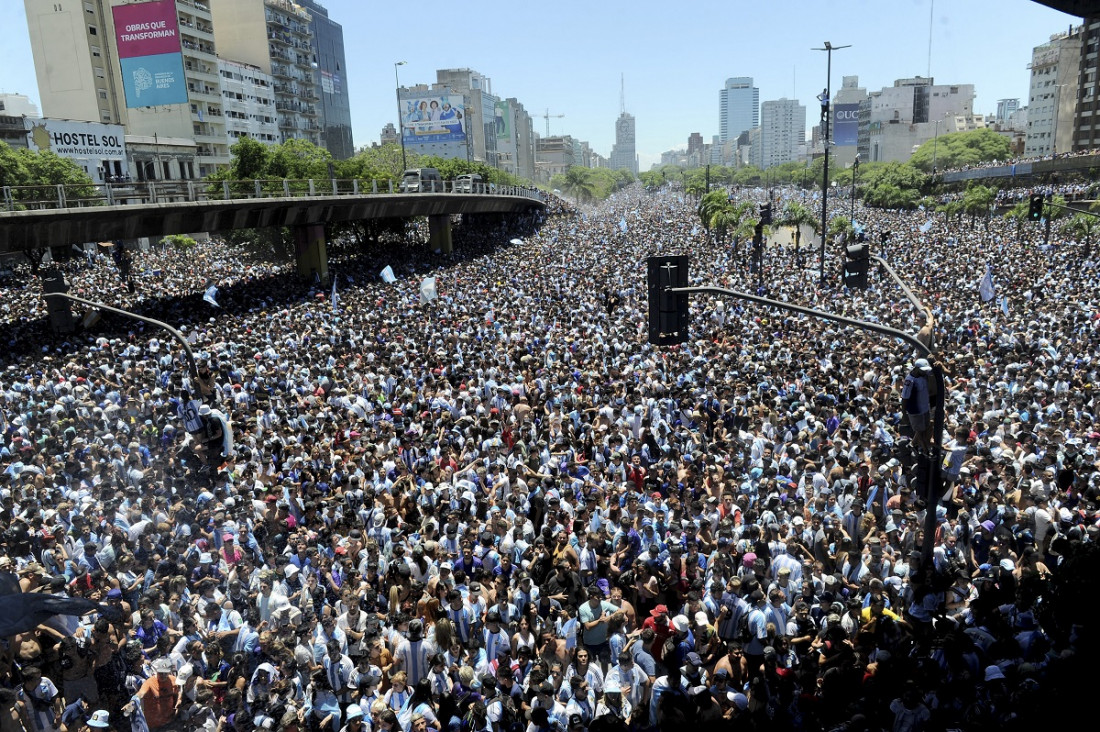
top-left (0, 182), bottom-right (1097, 732)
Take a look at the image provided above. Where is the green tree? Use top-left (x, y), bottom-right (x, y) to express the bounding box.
top-left (961, 184), bottom-right (996, 226)
top-left (268, 138), bottom-right (333, 181)
top-left (161, 234), bottom-right (197, 251)
top-left (909, 128), bottom-right (1012, 172)
top-left (562, 166), bottom-right (596, 203)
top-left (777, 200), bottom-right (820, 262)
top-left (1061, 214), bottom-right (1099, 256)
top-left (228, 137), bottom-right (272, 180)
top-left (1004, 199), bottom-right (1032, 236)
top-left (828, 215), bottom-right (853, 241)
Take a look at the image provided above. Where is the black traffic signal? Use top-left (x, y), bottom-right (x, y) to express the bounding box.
top-left (42, 268), bottom-right (76, 334)
top-left (1028, 194), bottom-right (1044, 221)
top-left (759, 203), bottom-right (772, 225)
top-left (647, 255), bottom-right (689, 345)
top-left (843, 243), bottom-right (870, 289)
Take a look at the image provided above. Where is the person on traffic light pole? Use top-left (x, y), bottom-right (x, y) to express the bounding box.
top-left (902, 358), bottom-right (935, 453)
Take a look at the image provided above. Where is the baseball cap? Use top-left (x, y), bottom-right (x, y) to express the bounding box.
top-left (153, 658), bottom-right (173, 674)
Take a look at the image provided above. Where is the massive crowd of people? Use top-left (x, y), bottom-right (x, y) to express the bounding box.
top-left (0, 181), bottom-right (1097, 732)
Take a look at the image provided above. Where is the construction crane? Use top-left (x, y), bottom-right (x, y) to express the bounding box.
top-left (542, 108), bottom-right (565, 137)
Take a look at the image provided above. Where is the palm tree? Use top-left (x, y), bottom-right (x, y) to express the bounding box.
top-left (562, 166), bottom-right (595, 204)
top-left (698, 190), bottom-right (728, 236)
top-left (778, 200), bottom-right (819, 264)
top-left (1004, 200), bottom-right (1031, 237)
top-left (1061, 214), bottom-right (1099, 258)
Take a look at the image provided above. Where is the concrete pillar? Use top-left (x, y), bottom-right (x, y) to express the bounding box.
top-left (293, 223), bottom-right (329, 283)
top-left (428, 215), bottom-right (453, 254)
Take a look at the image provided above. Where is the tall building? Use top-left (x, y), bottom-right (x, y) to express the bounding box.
top-left (492, 97), bottom-right (535, 181)
top-left (210, 0), bottom-right (322, 148)
top-left (719, 77), bottom-right (758, 143)
top-left (760, 98), bottom-right (805, 168)
top-left (0, 94), bottom-right (40, 118)
top-left (1073, 18), bottom-right (1100, 152)
top-left (996, 98), bottom-right (1020, 123)
top-left (24, 0), bottom-right (230, 178)
top-left (296, 0), bottom-right (353, 159)
top-left (610, 112), bottom-right (637, 175)
top-left (862, 77), bottom-right (976, 163)
top-left (1025, 27), bottom-right (1082, 156)
top-left (380, 123), bottom-right (398, 146)
top-left (218, 59), bottom-right (279, 146)
top-left (436, 68), bottom-right (498, 165)
top-left (828, 75), bottom-right (866, 167)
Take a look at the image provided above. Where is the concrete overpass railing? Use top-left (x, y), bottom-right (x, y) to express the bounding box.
top-left (1, 178), bottom-right (543, 212)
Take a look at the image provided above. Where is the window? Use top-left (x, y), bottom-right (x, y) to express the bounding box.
top-left (91, 45), bottom-right (101, 57)
top-left (88, 25), bottom-right (97, 35)
top-left (94, 67), bottom-right (105, 78)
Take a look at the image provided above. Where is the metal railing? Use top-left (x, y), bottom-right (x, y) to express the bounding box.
top-left (0, 179), bottom-right (545, 212)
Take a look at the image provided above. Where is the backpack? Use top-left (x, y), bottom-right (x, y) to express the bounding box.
top-left (496, 694), bottom-right (524, 732)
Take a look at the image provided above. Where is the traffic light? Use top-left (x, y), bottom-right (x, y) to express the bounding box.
top-left (759, 203), bottom-right (772, 225)
top-left (42, 268), bottom-right (76, 334)
top-left (647, 255), bottom-right (689, 345)
top-left (843, 243), bottom-right (870, 289)
top-left (1028, 194), bottom-right (1044, 221)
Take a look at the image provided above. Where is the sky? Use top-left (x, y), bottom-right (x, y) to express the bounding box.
top-left (0, 0), bottom-right (1080, 172)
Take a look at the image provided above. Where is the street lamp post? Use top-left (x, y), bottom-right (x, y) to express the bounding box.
top-left (850, 154), bottom-right (860, 220)
top-left (813, 41), bottom-right (851, 286)
top-left (394, 61), bottom-right (408, 173)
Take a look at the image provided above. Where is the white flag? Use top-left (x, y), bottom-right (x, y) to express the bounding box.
top-left (380, 265), bottom-right (396, 284)
top-left (979, 264), bottom-right (995, 303)
top-left (203, 285), bottom-right (219, 308)
top-left (1001, 296), bottom-right (1010, 318)
top-left (331, 276), bottom-right (339, 312)
top-left (920, 220), bottom-right (933, 233)
top-left (420, 277), bottom-right (438, 303)
top-left (619, 217), bottom-right (628, 233)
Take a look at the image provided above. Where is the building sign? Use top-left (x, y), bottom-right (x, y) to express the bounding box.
top-left (400, 94), bottom-right (466, 144)
top-left (833, 103), bottom-right (860, 146)
top-left (495, 100), bottom-right (512, 141)
top-left (24, 119), bottom-right (126, 158)
top-left (112, 0), bottom-right (188, 108)
top-left (321, 71), bottom-right (341, 95)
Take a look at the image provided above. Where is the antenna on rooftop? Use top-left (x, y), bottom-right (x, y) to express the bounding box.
top-left (620, 73), bottom-right (626, 115)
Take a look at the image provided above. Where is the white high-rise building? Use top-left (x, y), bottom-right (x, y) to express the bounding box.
top-left (610, 112), bottom-right (637, 175)
top-left (1024, 27), bottom-right (1082, 157)
top-left (218, 59), bottom-right (279, 147)
top-left (0, 94), bottom-right (40, 118)
top-left (719, 77), bottom-right (758, 143)
top-left (760, 98), bottom-right (805, 168)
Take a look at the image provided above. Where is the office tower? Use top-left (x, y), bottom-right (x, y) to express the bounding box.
top-left (719, 77), bottom-right (758, 143)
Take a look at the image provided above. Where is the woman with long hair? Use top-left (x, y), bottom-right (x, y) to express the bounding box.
top-left (398, 678), bottom-right (441, 731)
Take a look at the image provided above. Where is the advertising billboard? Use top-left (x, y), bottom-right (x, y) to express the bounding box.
top-left (494, 100), bottom-right (512, 141)
top-left (112, 0), bottom-right (188, 108)
top-left (833, 103), bottom-right (860, 147)
top-left (24, 119), bottom-right (126, 158)
top-left (400, 94), bottom-right (466, 144)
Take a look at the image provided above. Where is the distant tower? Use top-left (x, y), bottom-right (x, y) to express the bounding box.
top-left (611, 73), bottom-right (637, 176)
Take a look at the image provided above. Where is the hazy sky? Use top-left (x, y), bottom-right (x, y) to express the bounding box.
top-left (0, 0), bottom-right (1079, 170)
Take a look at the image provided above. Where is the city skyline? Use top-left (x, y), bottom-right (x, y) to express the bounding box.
top-left (0, 0), bottom-right (1081, 171)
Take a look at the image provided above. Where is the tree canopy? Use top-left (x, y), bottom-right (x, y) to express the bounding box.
top-left (909, 128), bottom-right (1012, 172)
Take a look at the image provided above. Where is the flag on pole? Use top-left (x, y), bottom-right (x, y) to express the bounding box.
top-left (380, 265), bottom-right (396, 284)
top-left (203, 285), bottom-right (219, 308)
top-left (420, 277), bottom-right (438, 303)
top-left (331, 275), bottom-right (339, 312)
top-left (1001, 296), bottom-right (1010, 318)
top-left (979, 264), bottom-right (995, 302)
top-left (919, 220), bottom-right (933, 233)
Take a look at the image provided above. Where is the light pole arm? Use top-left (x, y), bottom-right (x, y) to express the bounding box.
top-left (42, 292), bottom-right (198, 379)
top-left (667, 285), bottom-right (932, 356)
top-left (666, 283), bottom-right (945, 575)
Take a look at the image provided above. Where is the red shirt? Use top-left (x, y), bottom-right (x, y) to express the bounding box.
top-left (641, 616), bottom-right (673, 664)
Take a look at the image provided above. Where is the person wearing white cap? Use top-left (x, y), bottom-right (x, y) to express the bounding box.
top-left (124, 657), bottom-right (178, 730)
top-left (593, 677), bottom-right (632, 724)
top-left (340, 703), bottom-right (366, 732)
top-left (86, 709), bottom-right (111, 729)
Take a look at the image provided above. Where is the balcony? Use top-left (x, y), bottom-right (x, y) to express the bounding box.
top-left (268, 31), bottom-right (290, 46)
top-left (271, 65), bottom-right (292, 79)
top-left (270, 47), bottom-right (292, 63)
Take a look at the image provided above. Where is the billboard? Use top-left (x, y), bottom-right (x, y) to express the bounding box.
top-left (400, 94), bottom-right (466, 144)
top-left (494, 100), bottom-right (511, 141)
top-left (112, 0), bottom-right (188, 108)
top-left (24, 119), bottom-right (126, 158)
top-left (833, 103), bottom-right (860, 147)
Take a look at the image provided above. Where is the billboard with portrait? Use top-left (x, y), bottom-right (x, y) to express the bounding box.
top-left (833, 103), bottom-right (860, 147)
top-left (400, 94), bottom-right (466, 144)
top-left (112, 0), bottom-right (188, 108)
top-left (494, 100), bottom-right (511, 141)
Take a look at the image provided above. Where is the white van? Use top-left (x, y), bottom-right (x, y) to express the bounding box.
top-left (454, 173), bottom-right (483, 193)
top-left (399, 168), bottom-right (442, 192)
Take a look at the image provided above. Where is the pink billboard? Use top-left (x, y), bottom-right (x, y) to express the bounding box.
top-left (112, 0), bottom-right (183, 59)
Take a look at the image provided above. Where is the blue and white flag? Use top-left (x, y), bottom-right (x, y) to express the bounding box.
top-left (420, 277), bottom-right (437, 303)
top-left (331, 276), bottom-right (339, 312)
top-left (920, 220), bottom-right (934, 233)
top-left (619, 217), bottom-right (628, 233)
top-left (380, 265), bottom-right (396, 284)
top-left (1001, 296), bottom-right (1010, 317)
top-left (979, 264), bottom-right (995, 303)
top-left (203, 285), bottom-right (219, 308)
